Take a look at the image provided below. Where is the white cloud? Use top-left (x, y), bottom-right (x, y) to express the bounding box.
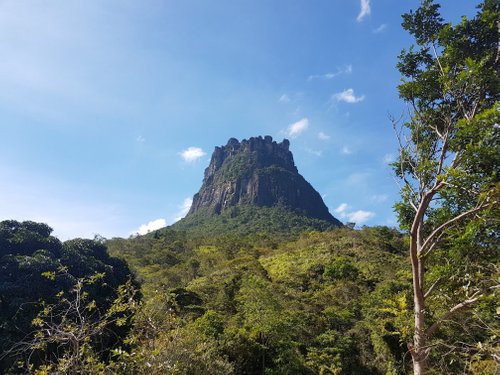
top-left (335, 202), bottom-right (374, 224)
top-left (348, 210), bottom-right (375, 223)
top-left (318, 132), bottom-right (330, 141)
top-left (285, 118), bottom-right (309, 138)
top-left (357, 0), bottom-right (371, 22)
top-left (335, 203), bottom-right (350, 213)
top-left (135, 218), bottom-right (166, 235)
top-left (179, 147), bottom-right (206, 162)
top-left (332, 89), bottom-right (365, 104)
top-left (174, 197), bottom-right (193, 222)
top-left (341, 146), bottom-right (352, 155)
top-left (373, 24), bottom-right (387, 33)
top-left (278, 94), bottom-right (290, 103)
top-left (308, 65), bottom-right (352, 81)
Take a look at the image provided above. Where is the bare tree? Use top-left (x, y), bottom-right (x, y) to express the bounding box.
top-left (3, 273), bottom-right (138, 374)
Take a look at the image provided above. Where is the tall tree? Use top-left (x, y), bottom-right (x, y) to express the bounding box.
top-left (393, 1), bottom-right (499, 373)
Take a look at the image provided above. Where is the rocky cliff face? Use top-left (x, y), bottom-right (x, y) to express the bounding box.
top-left (187, 136), bottom-right (341, 225)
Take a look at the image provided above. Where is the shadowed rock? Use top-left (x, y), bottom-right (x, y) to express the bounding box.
top-left (187, 136), bottom-right (341, 225)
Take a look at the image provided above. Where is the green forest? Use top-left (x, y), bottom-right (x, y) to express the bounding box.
top-left (1, 1), bottom-right (499, 374)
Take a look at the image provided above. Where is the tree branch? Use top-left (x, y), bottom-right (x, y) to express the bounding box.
top-left (426, 292), bottom-right (482, 339)
top-left (424, 277), bottom-right (441, 299)
top-left (421, 201), bottom-right (493, 256)
top-left (392, 118), bottom-right (420, 211)
top-left (434, 131), bottom-right (449, 180)
top-left (432, 43), bottom-right (445, 76)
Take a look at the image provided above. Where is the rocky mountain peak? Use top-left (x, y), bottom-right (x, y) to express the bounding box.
top-left (203, 136), bottom-right (296, 183)
top-left (187, 136), bottom-right (341, 226)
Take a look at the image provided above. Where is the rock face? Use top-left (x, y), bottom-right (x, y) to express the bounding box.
top-left (187, 136), bottom-right (341, 225)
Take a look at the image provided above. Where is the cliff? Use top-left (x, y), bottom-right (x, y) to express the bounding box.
top-left (186, 136), bottom-right (341, 226)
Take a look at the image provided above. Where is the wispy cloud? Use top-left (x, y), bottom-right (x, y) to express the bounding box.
top-left (179, 147), bottom-right (206, 162)
top-left (383, 153), bottom-right (396, 163)
top-left (357, 0), bottom-right (371, 22)
top-left (318, 132), bottom-right (331, 141)
top-left (370, 194), bottom-right (388, 203)
top-left (346, 171), bottom-right (371, 186)
top-left (373, 24), bottom-right (387, 33)
top-left (305, 148), bottom-right (323, 157)
top-left (335, 203), bottom-right (349, 213)
top-left (278, 94), bottom-right (290, 103)
top-left (136, 135), bottom-right (145, 144)
top-left (134, 218), bottom-right (166, 235)
top-left (308, 65), bottom-right (352, 81)
top-left (332, 88), bottom-right (365, 104)
top-left (335, 203), bottom-right (375, 224)
top-left (174, 197), bottom-right (192, 222)
top-left (285, 118), bottom-right (309, 138)
top-left (341, 146), bottom-right (352, 155)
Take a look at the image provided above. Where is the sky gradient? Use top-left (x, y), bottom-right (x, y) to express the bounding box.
top-left (0, 0), bottom-right (480, 239)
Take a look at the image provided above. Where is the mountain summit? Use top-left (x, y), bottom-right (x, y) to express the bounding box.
top-left (185, 136), bottom-right (341, 227)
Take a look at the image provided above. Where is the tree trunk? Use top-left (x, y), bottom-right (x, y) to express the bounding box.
top-left (410, 285), bottom-right (429, 374)
top-left (410, 219), bottom-right (428, 375)
top-left (412, 357), bottom-right (427, 375)
top-left (411, 305), bottom-right (428, 375)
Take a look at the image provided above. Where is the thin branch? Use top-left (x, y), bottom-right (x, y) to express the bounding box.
top-left (422, 230), bottom-right (446, 257)
top-left (439, 181), bottom-right (481, 197)
top-left (434, 131), bottom-right (449, 180)
top-left (424, 277), bottom-right (442, 299)
top-left (421, 201), bottom-right (494, 256)
top-left (495, 19), bottom-right (500, 64)
top-left (392, 118), bottom-right (420, 211)
top-left (426, 291), bottom-right (482, 339)
top-left (432, 43), bottom-right (445, 76)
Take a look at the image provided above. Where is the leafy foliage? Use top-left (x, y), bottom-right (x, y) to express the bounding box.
top-left (108, 226), bottom-right (413, 374)
top-left (170, 204), bottom-right (338, 238)
top-left (393, 0), bottom-right (499, 372)
top-left (0, 220), bottom-right (137, 373)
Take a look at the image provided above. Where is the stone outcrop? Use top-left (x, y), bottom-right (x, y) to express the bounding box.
top-left (187, 136), bottom-right (341, 225)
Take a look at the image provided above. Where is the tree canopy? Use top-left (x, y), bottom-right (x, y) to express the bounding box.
top-left (0, 220), bottom-right (136, 373)
top-left (393, 0), bottom-right (499, 373)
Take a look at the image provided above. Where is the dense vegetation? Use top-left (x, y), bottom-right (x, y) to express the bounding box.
top-left (106, 218), bottom-right (497, 374)
top-left (107, 225), bottom-right (413, 374)
top-left (0, 220), bottom-right (138, 373)
top-left (170, 205), bottom-right (338, 238)
top-left (2, 218), bottom-right (496, 373)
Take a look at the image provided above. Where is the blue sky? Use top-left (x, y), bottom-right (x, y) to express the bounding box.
top-left (0, 0), bottom-right (480, 239)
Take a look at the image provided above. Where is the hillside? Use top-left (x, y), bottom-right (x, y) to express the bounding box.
top-left (170, 205), bottom-right (338, 237)
top-left (106, 226), bottom-right (411, 374)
